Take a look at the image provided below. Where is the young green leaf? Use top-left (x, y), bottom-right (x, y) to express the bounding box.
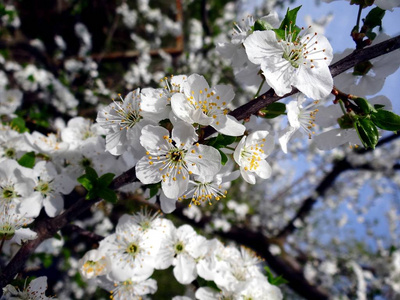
top-left (218, 149), bottom-right (228, 166)
top-left (17, 152), bottom-right (36, 168)
top-left (371, 110), bottom-right (400, 131)
top-left (352, 97), bottom-right (376, 114)
top-left (264, 266), bottom-right (289, 286)
top-left (259, 102), bottom-right (286, 119)
top-left (99, 187), bottom-right (118, 204)
top-left (10, 117), bottom-right (29, 133)
top-left (98, 173), bottom-right (115, 187)
top-left (355, 118), bottom-right (379, 149)
top-left (276, 6), bottom-right (302, 41)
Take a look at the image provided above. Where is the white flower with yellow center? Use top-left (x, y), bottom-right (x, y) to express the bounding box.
top-left (79, 249), bottom-right (111, 280)
top-left (136, 122), bottom-right (221, 199)
top-left (97, 277), bottom-right (157, 300)
top-left (244, 26), bottom-right (333, 99)
top-left (278, 93), bottom-right (320, 153)
top-left (98, 218), bottom-right (161, 282)
top-left (171, 74), bottom-right (245, 136)
top-left (2, 276), bottom-right (54, 300)
top-left (234, 130), bottom-right (274, 184)
top-left (179, 170), bottom-right (239, 207)
top-left (96, 89), bottom-right (156, 156)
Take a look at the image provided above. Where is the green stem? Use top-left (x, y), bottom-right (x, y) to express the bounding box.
top-left (356, 4), bottom-right (363, 30)
top-left (254, 77), bottom-right (266, 98)
top-left (339, 99), bottom-right (347, 115)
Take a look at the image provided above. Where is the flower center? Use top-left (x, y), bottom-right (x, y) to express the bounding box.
top-left (80, 157), bottom-right (92, 168)
top-left (4, 148), bottom-right (16, 158)
top-left (2, 185), bottom-right (18, 200)
top-left (174, 242), bottom-right (185, 254)
top-left (35, 180), bottom-right (51, 196)
top-left (282, 48), bottom-right (302, 68)
top-left (241, 139), bottom-right (266, 171)
top-left (126, 242), bottom-right (139, 256)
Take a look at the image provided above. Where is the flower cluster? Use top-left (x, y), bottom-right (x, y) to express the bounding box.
top-left (96, 74), bottom-right (274, 211)
top-left (78, 210), bottom-right (283, 299)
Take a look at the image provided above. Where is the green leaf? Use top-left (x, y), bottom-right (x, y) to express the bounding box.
top-left (259, 102), bottom-right (286, 119)
top-left (17, 152), bottom-right (36, 168)
top-left (10, 117), bottom-right (29, 133)
top-left (206, 134), bottom-right (236, 148)
top-left (352, 97), bottom-right (376, 114)
top-left (99, 187), bottom-right (118, 204)
top-left (364, 7), bottom-right (385, 41)
top-left (264, 267), bottom-right (289, 286)
top-left (371, 110), bottom-right (400, 131)
top-left (147, 183), bottom-right (161, 199)
top-left (280, 6), bottom-right (302, 29)
top-left (253, 19), bottom-right (268, 31)
top-left (77, 176), bottom-right (93, 191)
top-left (337, 114), bottom-right (355, 129)
top-left (272, 28), bottom-right (286, 40)
top-left (253, 18), bottom-right (275, 31)
top-left (85, 166), bottom-right (98, 182)
top-left (218, 149), bottom-right (228, 166)
top-left (374, 104), bottom-right (386, 110)
top-left (354, 118), bottom-right (379, 149)
top-left (352, 61), bottom-right (373, 76)
top-left (98, 173), bottom-right (115, 187)
top-left (277, 6), bottom-right (302, 41)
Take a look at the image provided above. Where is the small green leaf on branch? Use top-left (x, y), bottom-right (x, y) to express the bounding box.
top-left (371, 110), bottom-right (400, 131)
top-left (259, 102), bottom-right (286, 119)
top-left (355, 118), bottom-right (379, 149)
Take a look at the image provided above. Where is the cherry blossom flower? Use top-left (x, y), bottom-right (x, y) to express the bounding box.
top-left (78, 249), bottom-right (111, 280)
top-left (154, 224), bottom-right (210, 284)
top-left (96, 89), bottom-right (156, 155)
top-left (278, 93), bottom-right (320, 153)
top-left (96, 276), bottom-right (157, 300)
top-left (216, 13), bottom-right (279, 93)
top-left (179, 170), bottom-right (239, 207)
top-left (98, 215), bottom-right (161, 282)
top-left (61, 116), bottom-right (106, 150)
top-left (0, 203), bottom-right (36, 247)
top-left (2, 276), bottom-right (55, 300)
top-left (244, 27), bottom-right (333, 99)
top-left (234, 130), bottom-right (274, 184)
top-left (0, 159), bottom-right (36, 210)
top-left (171, 74), bottom-right (245, 136)
top-left (136, 122), bottom-right (221, 199)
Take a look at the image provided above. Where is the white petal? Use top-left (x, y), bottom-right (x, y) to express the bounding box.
top-left (43, 194), bottom-right (64, 217)
top-left (278, 126), bottom-right (297, 154)
top-left (212, 115), bottom-right (245, 136)
top-left (240, 167), bottom-right (256, 184)
top-left (295, 64), bottom-right (333, 99)
top-left (171, 93), bottom-right (196, 124)
top-left (314, 128), bottom-right (350, 150)
top-left (160, 193), bottom-right (177, 213)
top-left (255, 159), bottom-right (272, 179)
top-left (172, 121), bottom-right (197, 148)
top-left (174, 253), bottom-right (197, 284)
top-left (162, 175), bottom-right (189, 199)
top-left (186, 145), bottom-right (221, 177)
top-left (140, 125), bottom-right (170, 152)
top-left (136, 157), bottom-right (162, 184)
top-left (244, 30), bottom-right (282, 66)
